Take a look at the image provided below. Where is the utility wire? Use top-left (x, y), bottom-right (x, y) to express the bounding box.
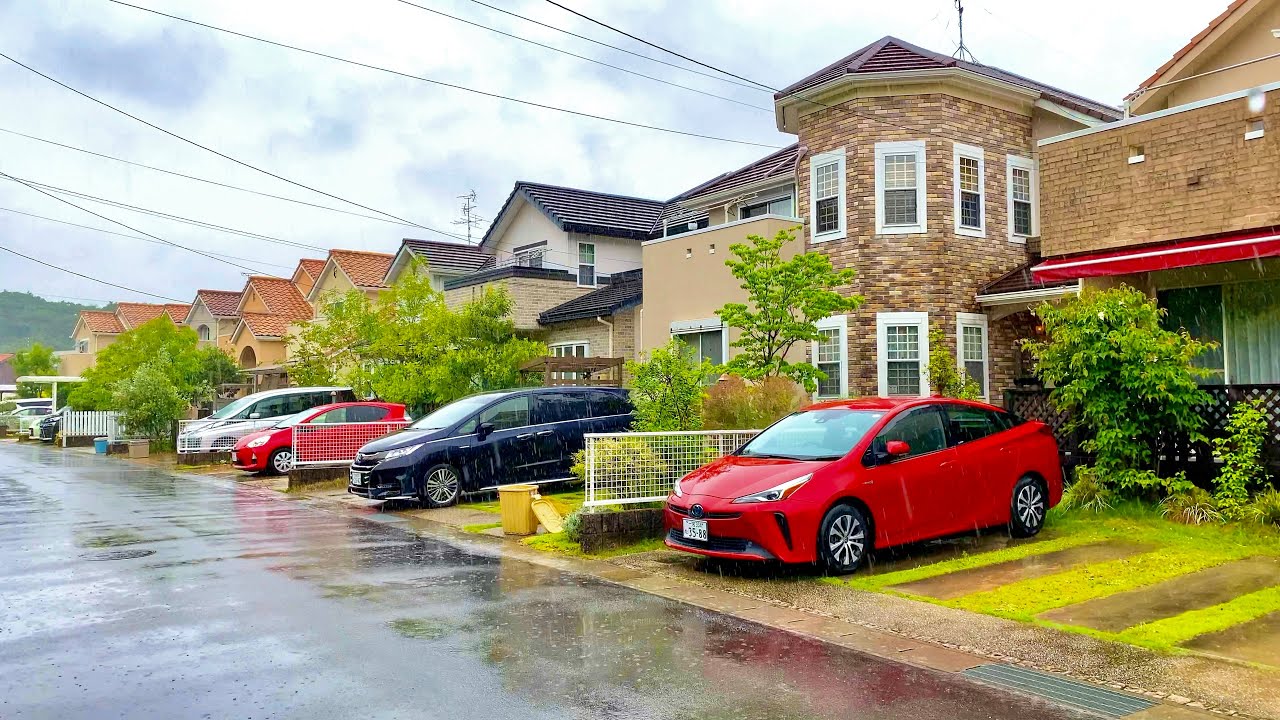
top-left (0, 49), bottom-right (436, 230)
top-left (103, 1), bottom-right (781, 149)
top-left (391, 0), bottom-right (769, 113)
top-left (0, 205), bottom-right (295, 269)
top-left (0, 171), bottom-right (275, 276)
top-left (0, 126), bottom-right (429, 228)
top-left (464, 0), bottom-right (767, 92)
top-left (541, 0), bottom-right (774, 92)
top-left (0, 243), bottom-right (183, 302)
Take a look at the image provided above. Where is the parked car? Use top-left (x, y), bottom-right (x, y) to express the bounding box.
top-left (348, 387), bottom-right (633, 506)
top-left (0, 405), bottom-right (50, 428)
top-left (664, 397), bottom-right (1063, 574)
top-left (37, 407), bottom-right (68, 442)
top-left (232, 402), bottom-right (409, 475)
top-left (12, 398), bottom-right (53, 412)
top-left (178, 387), bottom-right (357, 453)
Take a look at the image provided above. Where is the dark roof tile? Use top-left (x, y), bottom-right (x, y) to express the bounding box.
top-left (484, 182), bottom-right (667, 245)
top-left (979, 259), bottom-right (1077, 296)
top-left (671, 144), bottom-right (801, 203)
top-left (539, 270), bottom-right (643, 325)
top-left (402, 239), bottom-right (495, 273)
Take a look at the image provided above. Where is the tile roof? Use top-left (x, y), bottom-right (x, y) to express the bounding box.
top-left (672, 143), bottom-right (801, 203)
top-left (0, 353), bottom-right (13, 363)
top-left (296, 258), bottom-right (327, 279)
top-left (777, 36), bottom-right (1121, 121)
top-left (239, 312), bottom-right (294, 339)
top-left (115, 302), bottom-right (171, 329)
top-left (484, 182), bottom-right (668, 245)
top-left (164, 304), bottom-right (191, 322)
top-left (79, 310), bottom-right (125, 334)
top-left (978, 259), bottom-right (1077, 296)
top-left (539, 269), bottom-right (643, 325)
top-left (194, 289), bottom-right (243, 318)
top-left (401, 239), bottom-right (495, 273)
top-left (329, 249), bottom-right (395, 288)
top-left (244, 276), bottom-right (313, 320)
top-left (1128, 0), bottom-right (1248, 100)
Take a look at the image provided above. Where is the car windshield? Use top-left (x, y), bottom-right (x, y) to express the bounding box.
top-left (274, 409), bottom-right (315, 428)
top-left (737, 409), bottom-right (885, 461)
top-left (410, 393), bottom-right (504, 430)
top-left (209, 395), bottom-right (258, 419)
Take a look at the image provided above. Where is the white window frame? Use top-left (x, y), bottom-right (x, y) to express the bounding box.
top-left (669, 318), bottom-right (729, 366)
top-left (809, 148), bottom-right (846, 243)
top-left (549, 341), bottom-right (590, 358)
top-left (876, 311), bottom-right (930, 398)
top-left (956, 312), bottom-right (990, 402)
top-left (1006, 155), bottom-right (1038, 244)
top-left (875, 140), bottom-right (927, 235)
top-left (577, 241), bottom-right (596, 287)
top-left (77, 339), bottom-right (89, 353)
top-left (812, 315), bottom-right (848, 399)
top-left (197, 324), bottom-right (212, 342)
top-left (738, 193), bottom-right (794, 221)
top-left (953, 143), bottom-right (985, 238)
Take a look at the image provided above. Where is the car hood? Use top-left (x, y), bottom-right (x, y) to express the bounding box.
top-left (677, 455), bottom-right (832, 501)
top-left (358, 426), bottom-right (450, 454)
top-left (233, 427), bottom-right (280, 450)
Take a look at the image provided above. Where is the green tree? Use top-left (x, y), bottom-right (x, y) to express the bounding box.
top-left (112, 359), bottom-right (187, 447)
top-left (925, 327), bottom-right (981, 400)
top-left (1211, 399), bottom-right (1269, 520)
top-left (715, 227), bottom-right (863, 391)
top-left (1024, 286), bottom-right (1213, 492)
top-left (12, 343), bottom-right (58, 397)
top-left (625, 340), bottom-right (713, 431)
top-left (66, 319), bottom-right (205, 410)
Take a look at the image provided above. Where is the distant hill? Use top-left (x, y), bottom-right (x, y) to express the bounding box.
top-left (0, 292), bottom-right (108, 353)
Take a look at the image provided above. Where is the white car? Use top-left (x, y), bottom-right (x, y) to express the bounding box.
top-left (177, 387), bottom-right (356, 453)
top-left (0, 405), bottom-right (53, 433)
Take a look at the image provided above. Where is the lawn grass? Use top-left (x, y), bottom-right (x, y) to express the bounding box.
top-left (284, 478), bottom-right (348, 495)
top-left (459, 486), bottom-right (586, 517)
top-left (462, 521), bottom-right (503, 534)
top-left (522, 532), bottom-right (664, 559)
top-left (1117, 585), bottom-right (1280, 650)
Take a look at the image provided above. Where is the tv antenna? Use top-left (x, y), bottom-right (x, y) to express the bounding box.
top-left (452, 190), bottom-right (485, 244)
top-left (952, 0), bottom-right (979, 63)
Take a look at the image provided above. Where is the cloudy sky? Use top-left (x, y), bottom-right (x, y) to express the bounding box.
top-left (0, 0), bottom-right (1229, 306)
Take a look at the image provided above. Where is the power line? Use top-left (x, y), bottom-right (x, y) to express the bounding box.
top-left (464, 0), bottom-right (768, 93)
top-left (391, 0), bottom-right (769, 113)
top-left (0, 205), bottom-right (295, 269)
top-left (103, 1), bottom-right (782, 149)
top-left (0, 126), bottom-right (426, 228)
top-left (0, 49), bottom-right (437, 230)
top-left (541, 0), bottom-right (773, 92)
top-left (0, 171), bottom-right (275, 276)
top-left (0, 243), bottom-right (183, 302)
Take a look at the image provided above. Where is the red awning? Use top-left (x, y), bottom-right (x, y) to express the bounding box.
top-left (1032, 229), bottom-right (1280, 282)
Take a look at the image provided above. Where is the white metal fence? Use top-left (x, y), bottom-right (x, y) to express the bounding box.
top-left (61, 411), bottom-right (135, 445)
top-left (583, 430), bottom-right (760, 507)
top-left (292, 421), bottom-right (411, 467)
top-left (176, 418), bottom-right (267, 454)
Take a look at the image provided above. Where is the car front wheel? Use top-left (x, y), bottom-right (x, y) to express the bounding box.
top-left (1009, 476), bottom-right (1047, 538)
top-left (266, 448), bottom-right (293, 475)
top-left (420, 464), bottom-right (460, 508)
top-left (818, 503), bottom-right (870, 574)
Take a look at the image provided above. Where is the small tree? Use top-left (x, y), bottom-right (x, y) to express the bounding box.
top-left (1024, 285), bottom-right (1213, 492)
top-left (1212, 399), bottom-right (1269, 520)
top-left (626, 340), bottom-right (714, 431)
top-left (925, 327), bottom-right (981, 400)
top-left (112, 360), bottom-right (187, 446)
top-left (716, 227), bottom-right (863, 391)
top-left (67, 319), bottom-right (205, 410)
top-left (12, 343), bottom-right (58, 398)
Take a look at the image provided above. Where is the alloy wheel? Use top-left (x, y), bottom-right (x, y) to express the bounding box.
top-left (827, 512), bottom-right (865, 568)
top-left (272, 449), bottom-right (293, 474)
top-left (424, 467), bottom-right (459, 506)
top-left (1016, 483), bottom-right (1045, 529)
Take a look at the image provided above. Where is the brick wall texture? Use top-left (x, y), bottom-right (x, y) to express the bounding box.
top-left (541, 306), bottom-right (638, 362)
top-left (443, 276), bottom-right (591, 331)
top-left (795, 94), bottom-right (1038, 398)
top-left (1040, 90), bottom-right (1280, 257)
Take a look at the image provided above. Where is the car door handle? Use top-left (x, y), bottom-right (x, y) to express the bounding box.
top-left (536, 430), bottom-right (555, 436)
top-left (516, 433), bottom-right (534, 440)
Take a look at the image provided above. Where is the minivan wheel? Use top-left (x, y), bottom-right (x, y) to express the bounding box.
top-left (266, 448), bottom-right (292, 475)
top-left (818, 503), bottom-right (870, 575)
top-left (420, 464), bottom-right (460, 508)
top-left (1009, 476), bottom-right (1047, 538)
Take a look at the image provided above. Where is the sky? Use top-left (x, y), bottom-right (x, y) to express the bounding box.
top-left (0, 0), bottom-right (1234, 307)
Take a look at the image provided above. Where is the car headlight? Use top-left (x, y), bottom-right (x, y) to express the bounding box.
top-left (246, 436), bottom-right (269, 448)
top-left (731, 473), bottom-right (813, 504)
top-left (384, 443), bottom-right (423, 461)
top-left (673, 474), bottom-right (686, 498)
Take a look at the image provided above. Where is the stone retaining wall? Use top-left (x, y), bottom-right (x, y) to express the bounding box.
top-left (288, 465), bottom-right (349, 491)
top-left (577, 507), bottom-right (665, 553)
top-left (176, 452), bottom-right (230, 467)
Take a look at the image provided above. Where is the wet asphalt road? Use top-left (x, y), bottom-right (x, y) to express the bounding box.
top-left (0, 443), bottom-right (1090, 720)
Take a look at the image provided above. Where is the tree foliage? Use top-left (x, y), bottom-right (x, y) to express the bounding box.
top-left (0, 291), bottom-right (103, 352)
top-left (112, 359), bottom-right (188, 446)
top-left (702, 375), bottom-right (807, 430)
top-left (625, 340), bottom-right (714, 431)
top-left (925, 327), bottom-right (981, 400)
top-left (1212, 399), bottom-right (1269, 520)
top-left (65, 319), bottom-right (224, 411)
top-left (715, 228), bottom-right (863, 391)
top-left (12, 343), bottom-right (58, 398)
top-left (1024, 286), bottom-right (1213, 492)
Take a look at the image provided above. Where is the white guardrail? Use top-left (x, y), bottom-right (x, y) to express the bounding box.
top-left (292, 421), bottom-right (410, 467)
top-left (61, 411), bottom-right (134, 445)
top-left (583, 430), bottom-right (760, 508)
top-left (176, 418), bottom-right (266, 454)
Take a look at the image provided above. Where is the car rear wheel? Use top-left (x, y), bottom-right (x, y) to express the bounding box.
top-left (818, 503), bottom-right (870, 575)
top-left (420, 464), bottom-right (460, 508)
top-left (266, 448), bottom-right (292, 475)
top-left (1009, 476), bottom-right (1047, 538)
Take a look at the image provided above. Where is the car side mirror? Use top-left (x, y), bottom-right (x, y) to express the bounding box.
top-left (476, 422), bottom-right (496, 440)
top-left (885, 440), bottom-right (911, 458)
top-left (248, 412), bottom-right (261, 420)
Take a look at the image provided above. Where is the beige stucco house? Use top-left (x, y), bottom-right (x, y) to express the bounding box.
top-left (228, 276), bottom-right (314, 389)
top-left (304, 249), bottom-right (395, 313)
top-left (182, 289), bottom-right (243, 352)
top-left (60, 302), bottom-right (190, 375)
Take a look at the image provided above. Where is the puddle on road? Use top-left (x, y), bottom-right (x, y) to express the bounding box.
top-left (387, 617), bottom-right (453, 640)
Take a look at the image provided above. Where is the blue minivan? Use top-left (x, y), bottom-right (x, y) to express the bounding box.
top-left (347, 387), bottom-right (632, 507)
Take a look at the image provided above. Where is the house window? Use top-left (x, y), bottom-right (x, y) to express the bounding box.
top-left (957, 312), bottom-right (989, 400)
top-left (875, 141), bottom-right (926, 234)
top-left (513, 241), bottom-right (546, 268)
top-left (197, 324), bottom-right (211, 341)
top-left (740, 195), bottom-right (794, 219)
top-left (876, 312), bottom-right (929, 397)
top-left (1159, 279), bottom-right (1280, 385)
top-left (577, 242), bottom-right (595, 287)
top-left (1007, 155), bottom-right (1037, 242)
top-left (1245, 119), bottom-right (1265, 140)
top-left (1159, 285), bottom-right (1226, 383)
top-left (549, 342), bottom-right (590, 381)
top-left (1128, 145), bottom-right (1146, 164)
top-left (809, 149), bottom-right (846, 242)
top-left (953, 143), bottom-right (984, 236)
top-left (77, 340), bottom-right (88, 353)
top-left (813, 315), bottom-right (848, 399)
top-left (671, 323), bottom-right (725, 367)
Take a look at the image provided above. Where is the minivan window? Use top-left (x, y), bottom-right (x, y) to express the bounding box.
top-left (477, 395), bottom-right (530, 431)
top-left (411, 393), bottom-right (503, 431)
top-left (586, 390), bottom-right (630, 418)
top-left (209, 394), bottom-right (258, 419)
top-left (252, 395), bottom-right (295, 418)
top-left (537, 392), bottom-right (589, 424)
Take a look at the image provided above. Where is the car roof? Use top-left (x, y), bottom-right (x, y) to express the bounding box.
top-left (803, 396), bottom-right (1001, 412)
top-left (243, 386), bottom-right (352, 400)
top-left (305, 401), bottom-right (403, 414)
top-left (462, 386), bottom-right (627, 400)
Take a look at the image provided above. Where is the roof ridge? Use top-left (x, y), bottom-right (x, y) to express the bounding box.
top-left (516, 180), bottom-right (666, 206)
top-left (330, 248), bottom-right (395, 257)
top-left (1129, 0), bottom-right (1249, 98)
top-left (669, 143), bottom-right (800, 202)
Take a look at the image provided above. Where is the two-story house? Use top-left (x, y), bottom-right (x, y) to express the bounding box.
top-left (304, 249), bottom-right (395, 311)
top-left (182, 289), bottom-right (244, 351)
top-left (385, 239), bottom-right (495, 290)
top-left (228, 276), bottom-right (314, 390)
top-left (1033, 0), bottom-right (1280, 385)
top-left (61, 302), bottom-right (190, 375)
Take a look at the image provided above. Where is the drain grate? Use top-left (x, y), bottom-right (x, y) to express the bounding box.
top-left (964, 664), bottom-right (1154, 718)
top-left (81, 548), bottom-right (157, 561)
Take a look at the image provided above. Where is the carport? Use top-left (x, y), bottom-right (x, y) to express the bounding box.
top-left (14, 375), bottom-right (86, 407)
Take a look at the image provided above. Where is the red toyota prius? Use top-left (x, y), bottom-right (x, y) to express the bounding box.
top-left (665, 397), bottom-right (1062, 574)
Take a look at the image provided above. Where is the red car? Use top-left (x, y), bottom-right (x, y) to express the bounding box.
top-left (232, 402), bottom-right (408, 474)
top-left (665, 397), bottom-right (1062, 574)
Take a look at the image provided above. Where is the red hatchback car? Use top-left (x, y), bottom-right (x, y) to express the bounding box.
top-left (232, 402), bottom-right (408, 475)
top-left (665, 397), bottom-right (1062, 574)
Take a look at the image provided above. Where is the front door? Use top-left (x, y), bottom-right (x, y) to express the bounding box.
top-left (862, 405), bottom-right (960, 545)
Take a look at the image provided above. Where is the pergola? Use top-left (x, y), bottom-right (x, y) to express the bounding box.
top-left (518, 356), bottom-right (624, 387)
top-left (14, 375), bottom-right (87, 407)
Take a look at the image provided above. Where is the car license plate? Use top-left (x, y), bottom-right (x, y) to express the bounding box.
top-left (682, 518), bottom-right (708, 542)
top-left (350, 470), bottom-right (365, 486)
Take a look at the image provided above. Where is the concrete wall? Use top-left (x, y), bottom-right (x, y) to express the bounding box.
top-left (1040, 88), bottom-right (1280, 257)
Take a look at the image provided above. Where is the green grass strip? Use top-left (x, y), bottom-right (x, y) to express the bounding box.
top-left (949, 548), bottom-right (1232, 619)
top-left (462, 522), bottom-right (502, 534)
top-left (1118, 585), bottom-right (1280, 650)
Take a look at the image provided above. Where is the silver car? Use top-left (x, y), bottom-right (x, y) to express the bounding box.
top-left (177, 387), bottom-right (356, 453)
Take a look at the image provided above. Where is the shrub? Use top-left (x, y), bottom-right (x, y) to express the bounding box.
top-left (925, 327), bottom-right (981, 400)
top-left (562, 508), bottom-right (584, 542)
top-left (1211, 399), bottom-right (1269, 520)
top-left (626, 340), bottom-right (714, 431)
top-left (1060, 466), bottom-right (1114, 513)
top-left (1248, 488), bottom-right (1280, 529)
top-left (703, 375), bottom-right (807, 430)
top-left (1160, 486), bottom-right (1223, 525)
top-left (111, 360), bottom-right (187, 445)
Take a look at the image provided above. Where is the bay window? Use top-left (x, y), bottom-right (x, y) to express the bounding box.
top-left (813, 315), bottom-right (848, 399)
top-left (953, 143), bottom-right (985, 237)
top-left (957, 312), bottom-right (989, 400)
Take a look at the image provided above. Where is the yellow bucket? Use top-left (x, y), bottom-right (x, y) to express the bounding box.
top-left (497, 484), bottom-right (539, 535)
